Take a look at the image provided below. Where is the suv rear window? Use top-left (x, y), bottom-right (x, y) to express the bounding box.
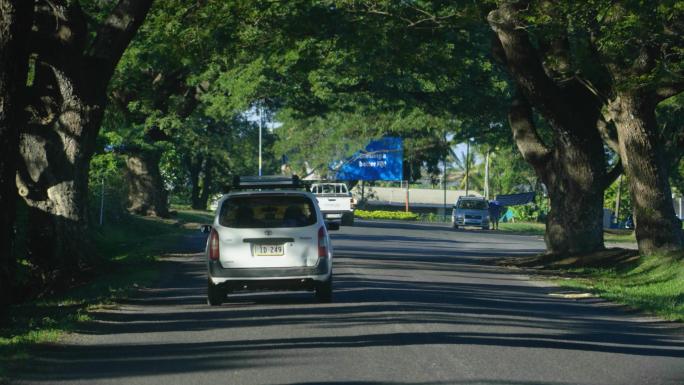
top-left (219, 195), bottom-right (317, 228)
top-left (457, 200), bottom-right (488, 210)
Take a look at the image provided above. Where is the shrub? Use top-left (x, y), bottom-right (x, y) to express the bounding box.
top-left (355, 210), bottom-right (419, 221)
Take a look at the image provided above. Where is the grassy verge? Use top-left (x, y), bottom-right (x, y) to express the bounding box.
top-left (554, 252), bottom-right (684, 321)
top-left (497, 222), bottom-right (637, 243)
top-left (500, 249), bottom-right (684, 322)
top-left (0, 209), bottom-right (212, 379)
top-left (497, 222), bottom-right (546, 235)
top-left (603, 228), bottom-right (638, 244)
top-left (356, 212), bottom-right (638, 244)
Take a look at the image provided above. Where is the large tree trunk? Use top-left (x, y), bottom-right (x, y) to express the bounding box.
top-left (0, 0), bottom-right (33, 308)
top-left (189, 155), bottom-right (213, 211)
top-left (198, 158), bottom-right (213, 210)
top-left (17, 126), bottom-right (95, 275)
top-left (543, 145), bottom-right (606, 254)
top-left (188, 155), bottom-right (203, 210)
top-left (15, 0), bottom-right (153, 282)
top-left (16, 58), bottom-right (104, 281)
top-left (509, 97), bottom-right (606, 254)
top-left (607, 93), bottom-right (684, 253)
top-left (490, 4), bottom-right (611, 255)
top-left (125, 150), bottom-right (169, 217)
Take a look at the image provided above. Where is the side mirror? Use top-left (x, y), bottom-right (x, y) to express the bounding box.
top-left (325, 221), bottom-right (340, 231)
top-left (200, 224), bottom-right (212, 234)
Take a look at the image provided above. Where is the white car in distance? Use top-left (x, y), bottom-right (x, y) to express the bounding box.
top-left (202, 176), bottom-right (337, 306)
top-left (311, 182), bottom-right (355, 226)
top-left (452, 196), bottom-right (490, 230)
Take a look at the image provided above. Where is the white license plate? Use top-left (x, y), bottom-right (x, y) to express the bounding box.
top-left (253, 244), bottom-right (284, 256)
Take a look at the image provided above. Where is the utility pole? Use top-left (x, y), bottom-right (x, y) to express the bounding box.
top-left (361, 180), bottom-right (365, 206)
top-left (484, 149), bottom-right (490, 200)
top-left (443, 156), bottom-right (447, 220)
top-left (614, 174), bottom-right (622, 224)
top-left (465, 139), bottom-right (470, 196)
top-left (258, 102), bottom-right (263, 177)
top-left (99, 175), bottom-right (105, 226)
top-left (404, 180), bottom-right (409, 212)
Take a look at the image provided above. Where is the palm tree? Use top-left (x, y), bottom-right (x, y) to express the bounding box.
top-left (447, 142), bottom-right (484, 193)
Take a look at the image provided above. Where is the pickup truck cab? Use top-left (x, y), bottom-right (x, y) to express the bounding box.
top-left (311, 182), bottom-right (355, 226)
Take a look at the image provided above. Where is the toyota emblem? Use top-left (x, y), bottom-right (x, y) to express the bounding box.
top-left (264, 230), bottom-right (272, 236)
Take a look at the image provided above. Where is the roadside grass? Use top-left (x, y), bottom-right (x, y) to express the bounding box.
top-left (497, 222), bottom-right (637, 243)
top-left (0, 210), bottom-right (206, 379)
top-left (172, 206), bottom-right (214, 225)
top-left (603, 229), bottom-right (638, 244)
top-left (356, 210), bottom-right (638, 244)
top-left (497, 222), bottom-right (546, 235)
top-left (553, 252), bottom-right (684, 321)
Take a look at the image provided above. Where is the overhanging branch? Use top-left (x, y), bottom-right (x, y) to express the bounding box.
top-left (87, 0), bottom-right (154, 88)
top-left (508, 94), bottom-right (552, 168)
top-left (487, 3), bottom-right (566, 126)
top-left (655, 81), bottom-right (684, 102)
top-left (603, 160), bottom-right (623, 190)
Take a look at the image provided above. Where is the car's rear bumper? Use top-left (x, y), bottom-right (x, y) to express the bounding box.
top-left (208, 257), bottom-right (331, 284)
top-left (322, 210), bottom-right (353, 220)
top-left (218, 278), bottom-right (323, 292)
top-left (453, 219), bottom-right (490, 227)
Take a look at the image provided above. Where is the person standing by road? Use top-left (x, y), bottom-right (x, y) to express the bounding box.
top-left (488, 200), bottom-right (502, 230)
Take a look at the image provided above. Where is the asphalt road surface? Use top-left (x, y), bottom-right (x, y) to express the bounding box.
top-left (16, 221), bottom-right (684, 385)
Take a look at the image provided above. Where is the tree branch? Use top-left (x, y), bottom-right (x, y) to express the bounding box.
top-left (596, 119), bottom-right (620, 154)
top-left (603, 160), bottom-right (622, 190)
top-left (508, 94), bottom-right (552, 168)
top-left (655, 81), bottom-right (684, 102)
top-left (87, 0), bottom-right (154, 90)
top-left (488, 3), bottom-right (568, 128)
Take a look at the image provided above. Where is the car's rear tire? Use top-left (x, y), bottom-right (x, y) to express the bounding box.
top-left (452, 223), bottom-right (459, 229)
top-left (342, 213), bottom-right (354, 226)
top-left (207, 278), bottom-right (224, 306)
top-left (315, 275), bottom-right (333, 303)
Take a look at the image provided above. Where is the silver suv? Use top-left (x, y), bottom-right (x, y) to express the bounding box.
top-left (452, 196), bottom-right (490, 230)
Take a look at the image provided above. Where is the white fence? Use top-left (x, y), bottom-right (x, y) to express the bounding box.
top-left (351, 186), bottom-right (481, 206)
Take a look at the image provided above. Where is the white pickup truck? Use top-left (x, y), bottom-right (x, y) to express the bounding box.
top-left (311, 182), bottom-right (355, 226)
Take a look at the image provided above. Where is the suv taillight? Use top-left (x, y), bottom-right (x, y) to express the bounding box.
top-left (209, 229), bottom-right (220, 260)
top-left (318, 226), bottom-right (327, 258)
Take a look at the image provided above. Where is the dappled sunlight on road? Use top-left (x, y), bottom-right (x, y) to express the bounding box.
top-left (18, 222), bottom-right (684, 385)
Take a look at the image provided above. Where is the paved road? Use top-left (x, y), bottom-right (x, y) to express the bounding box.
top-left (17, 221), bottom-right (684, 385)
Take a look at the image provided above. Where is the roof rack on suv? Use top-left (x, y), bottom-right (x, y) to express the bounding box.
top-left (231, 175), bottom-right (309, 191)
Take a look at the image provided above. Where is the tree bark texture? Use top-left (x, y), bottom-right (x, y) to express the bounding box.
top-left (490, 4), bottom-right (609, 255)
top-left (509, 96), bottom-right (605, 255)
top-left (607, 93), bottom-right (684, 253)
top-left (125, 151), bottom-right (169, 217)
top-left (0, 0), bottom-right (33, 307)
top-left (188, 155), bottom-right (203, 210)
top-left (15, 0), bottom-right (153, 279)
top-left (188, 155), bottom-right (214, 211)
top-left (198, 158), bottom-right (213, 210)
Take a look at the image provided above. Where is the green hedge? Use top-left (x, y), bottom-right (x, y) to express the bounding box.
top-left (355, 209), bottom-right (419, 221)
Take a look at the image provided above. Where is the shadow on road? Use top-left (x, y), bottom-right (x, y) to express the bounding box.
top-left (16, 226), bottom-right (684, 383)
